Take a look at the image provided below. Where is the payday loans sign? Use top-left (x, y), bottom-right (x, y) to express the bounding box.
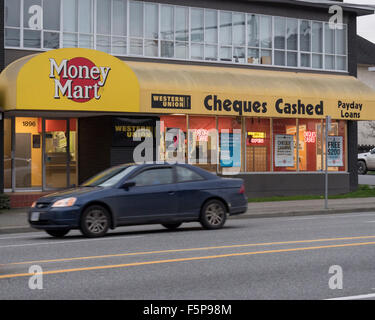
top-left (49, 57), bottom-right (111, 102)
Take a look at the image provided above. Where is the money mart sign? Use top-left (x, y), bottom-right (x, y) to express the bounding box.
top-left (49, 57), bottom-right (111, 103)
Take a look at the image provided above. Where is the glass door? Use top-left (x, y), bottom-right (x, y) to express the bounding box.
top-left (44, 119), bottom-right (68, 189)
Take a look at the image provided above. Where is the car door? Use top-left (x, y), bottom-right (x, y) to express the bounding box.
top-left (367, 149), bottom-right (375, 170)
top-left (116, 166), bottom-right (179, 223)
top-left (175, 165), bottom-right (207, 218)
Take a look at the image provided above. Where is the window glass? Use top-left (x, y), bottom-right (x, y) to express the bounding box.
top-left (133, 168), bottom-right (174, 186)
top-left (233, 13), bottom-right (245, 46)
top-left (112, 36), bottom-right (127, 55)
top-left (176, 166), bottom-right (204, 182)
top-left (5, 0), bottom-right (21, 27)
top-left (44, 0), bottom-right (60, 31)
top-left (205, 9), bottom-right (218, 44)
top-left (145, 3), bottom-right (158, 39)
top-left (218, 117), bottom-right (242, 174)
top-left (97, 35), bottom-right (111, 53)
top-left (325, 23), bottom-right (335, 54)
top-left (297, 119), bottom-right (322, 171)
top-left (300, 53), bottom-right (311, 68)
top-left (287, 51), bottom-right (297, 67)
top-left (63, 33), bottom-right (78, 47)
top-left (24, 30), bottom-right (41, 48)
top-left (129, 1), bottom-right (143, 38)
top-left (79, 0), bottom-right (93, 34)
top-left (286, 18), bottom-right (298, 51)
top-left (5, 29), bottom-right (20, 47)
top-left (220, 12), bottom-right (232, 45)
top-left (336, 25), bottom-right (347, 55)
top-left (44, 31), bottom-right (59, 49)
top-left (247, 14), bottom-right (259, 47)
top-left (312, 21), bottom-right (323, 53)
top-left (4, 119), bottom-right (12, 189)
top-left (189, 116), bottom-right (217, 172)
top-left (260, 16), bottom-right (272, 48)
top-left (175, 7), bottom-right (188, 41)
top-left (161, 5), bottom-right (174, 41)
top-left (274, 17), bottom-right (286, 50)
top-left (275, 50), bottom-right (285, 66)
top-left (300, 20), bottom-right (311, 52)
top-left (97, 0), bottom-right (111, 35)
top-left (113, 0), bottom-right (127, 36)
top-left (246, 118), bottom-right (271, 172)
top-left (312, 54), bottom-right (323, 69)
top-left (191, 8), bottom-right (204, 43)
top-left (63, 0), bottom-right (78, 32)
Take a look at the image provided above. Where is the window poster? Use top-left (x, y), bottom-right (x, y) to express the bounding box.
top-left (327, 136), bottom-right (343, 167)
top-left (275, 134), bottom-right (294, 167)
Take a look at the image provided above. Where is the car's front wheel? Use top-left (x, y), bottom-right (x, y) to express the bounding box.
top-left (45, 229), bottom-right (70, 238)
top-left (80, 205), bottom-right (110, 238)
top-left (358, 160), bottom-right (367, 175)
top-left (200, 199), bottom-right (227, 230)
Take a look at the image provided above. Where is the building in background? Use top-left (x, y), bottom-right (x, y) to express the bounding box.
top-left (1, 0), bottom-right (375, 207)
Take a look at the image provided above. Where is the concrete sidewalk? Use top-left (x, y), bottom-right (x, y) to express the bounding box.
top-left (1, 197), bottom-right (375, 234)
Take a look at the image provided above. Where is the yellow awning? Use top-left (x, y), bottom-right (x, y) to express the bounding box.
top-left (1, 48), bottom-right (375, 120)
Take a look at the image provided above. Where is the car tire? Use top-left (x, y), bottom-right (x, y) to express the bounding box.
top-left (161, 223), bottom-right (182, 230)
top-left (200, 199), bottom-right (227, 230)
top-left (358, 160), bottom-right (367, 175)
top-left (45, 229), bottom-right (70, 238)
top-left (80, 205), bottom-right (110, 238)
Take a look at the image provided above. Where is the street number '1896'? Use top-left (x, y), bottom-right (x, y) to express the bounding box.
top-left (187, 304), bottom-right (232, 315)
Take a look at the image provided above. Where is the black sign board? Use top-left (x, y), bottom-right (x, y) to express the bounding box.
top-left (112, 117), bottom-right (156, 147)
top-left (151, 94), bottom-right (191, 110)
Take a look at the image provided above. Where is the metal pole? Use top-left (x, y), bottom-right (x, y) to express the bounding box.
top-left (325, 116), bottom-right (329, 209)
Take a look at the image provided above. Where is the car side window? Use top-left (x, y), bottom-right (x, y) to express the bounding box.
top-left (176, 166), bottom-right (204, 183)
top-left (133, 168), bottom-right (174, 186)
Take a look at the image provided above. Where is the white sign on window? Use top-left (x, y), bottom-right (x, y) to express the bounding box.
top-left (327, 136), bottom-right (343, 167)
top-left (275, 134), bottom-right (294, 167)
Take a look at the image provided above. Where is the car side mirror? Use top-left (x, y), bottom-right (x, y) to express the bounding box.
top-left (121, 180), bottom-right (136, 189)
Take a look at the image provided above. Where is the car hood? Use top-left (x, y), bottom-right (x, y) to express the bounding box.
top-left (358, 152), bottom-right (370, 157)
top-left (38, 187), bottom-right (103, 203)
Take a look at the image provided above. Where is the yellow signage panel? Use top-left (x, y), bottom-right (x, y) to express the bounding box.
top-left (10, 48), bottom-right (140, 112)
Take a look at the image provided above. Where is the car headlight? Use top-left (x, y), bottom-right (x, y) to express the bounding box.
top-left (52, 197), bottom-right (77, 208)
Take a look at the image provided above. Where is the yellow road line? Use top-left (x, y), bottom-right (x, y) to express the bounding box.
top-left (1, 240), bottom-right (375, 280)
top-left (2, 235), bottom-right (375, 267)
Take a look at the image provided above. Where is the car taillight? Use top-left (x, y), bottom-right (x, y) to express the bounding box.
top-left (239, 184), bottom-right (245, 194)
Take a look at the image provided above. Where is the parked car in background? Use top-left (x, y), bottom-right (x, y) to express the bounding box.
top-left (28, 163), bottom-right (248, 238)
top-left (358, 148), bottom-right (375, 174)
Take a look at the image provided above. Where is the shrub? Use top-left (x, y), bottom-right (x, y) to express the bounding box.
top-left (0, 194), bottom-right (10, 210)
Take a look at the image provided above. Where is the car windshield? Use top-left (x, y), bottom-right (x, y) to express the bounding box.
top-left (81, 165), bottom-right (138, 187)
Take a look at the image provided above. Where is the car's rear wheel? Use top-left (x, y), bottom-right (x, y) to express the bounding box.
top-left (80, 205), bottom-right (110, 238)
top-left (161, 223), bottom-right (182, 230)
top-left (45, 229), bottom-right (70, 238)
top-left (358, 160), bottom-right (367, 175)
top-left (200, 199), bottom-right (227, 230)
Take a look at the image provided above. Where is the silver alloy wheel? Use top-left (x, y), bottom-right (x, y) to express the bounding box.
top-left (85, 209), bottom-right (108, 234)
top-left (205, 203), bottom-right (225, 226)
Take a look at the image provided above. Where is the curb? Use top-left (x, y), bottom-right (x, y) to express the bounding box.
top-left (1, 207), bottom-right (375, 235)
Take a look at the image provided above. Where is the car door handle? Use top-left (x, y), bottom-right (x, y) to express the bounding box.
top-left (168, 191), bottom-right (175, 195)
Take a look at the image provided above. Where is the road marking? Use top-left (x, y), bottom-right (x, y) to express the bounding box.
top-left (0, 235), bottom-right (144, 249)
top-left (1, 241), bottom-right (375, 279)
top-left (2, 235), bottom-right (375, 267)
top-left (326, 293), bottom-right (375, 300)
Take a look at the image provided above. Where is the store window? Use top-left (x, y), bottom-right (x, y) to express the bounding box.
top-left (297, 119), bottom-right (323, 171)
top-left (15, 117), bottom-right (42, 189)
top-left (159, 115), bottom-right (187, 163)
top-left (218, 117), bottom-right (242, 174)
top-left (245, 118), bottom-right (271, 172)
top-left (188, 116), bottom-right (217, 172)
top-left (273, 119), bottom-right (297, 171)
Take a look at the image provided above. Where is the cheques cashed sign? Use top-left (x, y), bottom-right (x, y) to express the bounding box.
top-left (49, 57), bottom-right (111, 102)
top-left (10, 48), bottom-right (139, 112)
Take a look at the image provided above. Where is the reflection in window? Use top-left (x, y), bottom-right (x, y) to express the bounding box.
top-left (300, 20), bottom-right (311, 52)
top-left (191, 8), bottom-right (204, 43)
top-left (260, 16), bottom-right (272, 48)
top-left (220, 12), bottom-right (232, 46)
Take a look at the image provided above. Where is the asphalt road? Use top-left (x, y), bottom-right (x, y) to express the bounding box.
top-left (1, 212), bottom-right (375, 300)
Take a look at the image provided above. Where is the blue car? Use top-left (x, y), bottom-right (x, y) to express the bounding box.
top-left (29, 163), bottom-right (248, 238)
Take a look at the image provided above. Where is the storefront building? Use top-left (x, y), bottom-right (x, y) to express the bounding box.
top-left (1, 0), bottom-right (375, 203)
